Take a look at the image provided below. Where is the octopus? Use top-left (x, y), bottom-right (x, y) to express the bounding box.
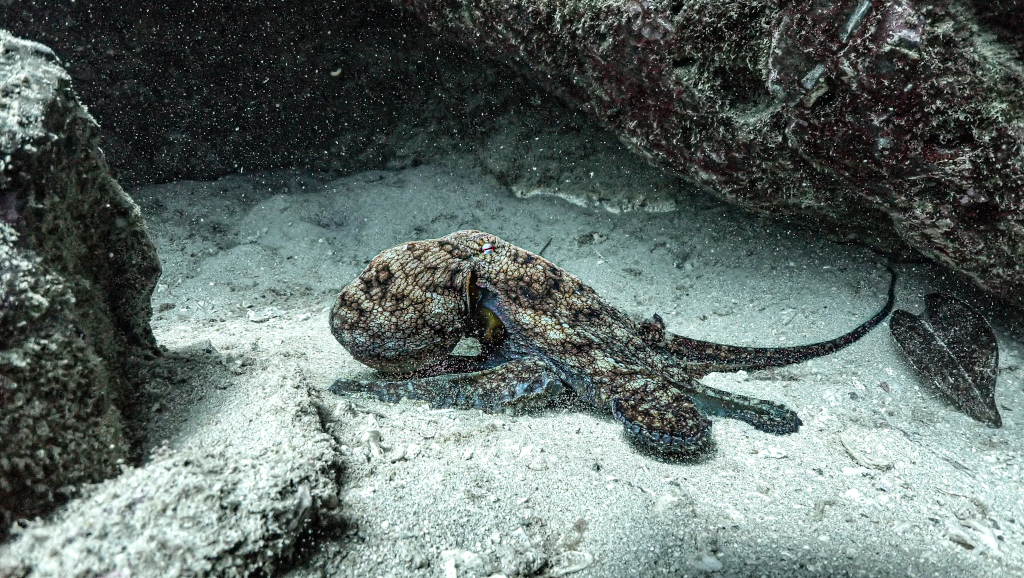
top-left (330, 230), bottom-right (895, 456)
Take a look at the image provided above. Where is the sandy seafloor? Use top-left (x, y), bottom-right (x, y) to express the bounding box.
top-left (130, 152), bottom-right (1024, 578)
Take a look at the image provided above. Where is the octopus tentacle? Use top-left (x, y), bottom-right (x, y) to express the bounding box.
top-left (658, 267), bottom-right (897, 378)
top-left (682, 382), bottom-right (802, 435)
top-left (611, 381), bottom-right (712, 456)
top-left (330, 356), bottom-right (564, 414)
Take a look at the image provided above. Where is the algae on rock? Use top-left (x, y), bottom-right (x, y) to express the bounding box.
top-left (1, 30), bottom-right (161, 534)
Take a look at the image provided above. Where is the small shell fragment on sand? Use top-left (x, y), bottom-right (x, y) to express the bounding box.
top-left (654, 492), bottom-right (681, 513)
top-left (527, 455), bottom-right (549, 471)
top-left (689, 553), bottom-right (724, 572)
top-left (361, 415), bottom-right (383, 459)
top-left (440, 549), bottom-right (487, 578)
top-left (388, 445), bottom-right (406, 463)
top-left (548, 551), bottom-right (595, 576)
top-left (246, 306), bottom-right (283, 323)
top-left (839, 431), bottom-right (893, 470)
top-left (757, 447), bottom-right (787, 459)
top-left (945, 518), bottom-right (1002, 556)
top-left (405, 443), bottom-right (421, 460)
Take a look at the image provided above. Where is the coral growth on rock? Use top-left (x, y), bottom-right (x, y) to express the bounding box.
top-left (401, 0), bottom-right (1024, 308)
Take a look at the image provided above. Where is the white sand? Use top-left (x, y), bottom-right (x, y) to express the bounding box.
top-left (133, 156), bottom-right (1024, 577)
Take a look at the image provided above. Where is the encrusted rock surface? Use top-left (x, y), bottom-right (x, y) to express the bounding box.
top-left (0, 380), bottom-right (343, 578)
top-left (0, 31), bottom-right (160, 535)
top-left (399, 0), bottom-right (1024, 309)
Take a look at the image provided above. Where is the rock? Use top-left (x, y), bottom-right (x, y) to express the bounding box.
top-left (0, 363), bottom-right (344, 577)
top-left (0, 31), bottom-right (160, 536)
top-left (398, 0), bottom-right (1024, 310)
top-left (0, 443), bottom-right (342, 577)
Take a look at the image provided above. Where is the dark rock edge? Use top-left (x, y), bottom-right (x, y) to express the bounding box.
top-left (1, 31), bottom-right (160, 537)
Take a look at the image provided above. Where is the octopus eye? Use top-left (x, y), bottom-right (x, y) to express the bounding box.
top-left (481, 243), bottom-right (494, 255)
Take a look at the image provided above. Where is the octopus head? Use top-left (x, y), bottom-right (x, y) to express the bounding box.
top-left (330, 233), bottom-right (480, 373)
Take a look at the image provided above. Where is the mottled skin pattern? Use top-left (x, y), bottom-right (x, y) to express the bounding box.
top-left (331, 230), bottom-right (895, 456)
